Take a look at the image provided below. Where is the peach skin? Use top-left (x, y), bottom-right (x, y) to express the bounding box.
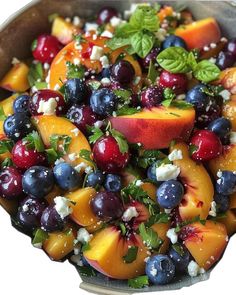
top-left (216, 67), bottom-right (236, 94)
top-left (222, 95), bottom-right (236, 130)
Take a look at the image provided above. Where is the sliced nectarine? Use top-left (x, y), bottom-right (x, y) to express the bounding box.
top-left (84, 227), bottom-right (148, 279)
top-left (110, 106), bottom-right (195, 149)
top-left (217, 209), bottom-right (236, 236)
top-left (175, 18), bottom-right (221, 49)
top-left (216, 67), bottom-right (236, 94)
top-left (208, 144), bottom-right (236, 177)
top-left (151, 222), bottom-right (170, 254)
top-left (183, 221), bottom-right (228, 270)
top-left (34, 115), bottom-right (91, 168)
top-left (222, 95), bottom-right (236, 130)
top-left (171, 142), bottom-right (214, 220)
top-left (0, 62), bottom-right (30, 92)
top-left (43, 227), bottom-right (76, 261)
top-left (141, 182), bottom-right (157, 202)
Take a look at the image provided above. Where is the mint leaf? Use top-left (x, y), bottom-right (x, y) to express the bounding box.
top-left (147, 60), bottom-right (158, 83)
top-left (116, 106), bottom-right (141, 116)
top-left (88, 126), bottom-right (104, 144)
top-left (193, 60), bottom-right (221, 83)
top-left (0, 139), bottom-right (14, 154)
top-left (115, 23), bottom-right (139, 37)
top-left (128, 275), bottom-right (149, 289)
top-left (0, 106), bottom-right (7, 121)
top-left (157, 47), bottom-right (190, 73)
top-left (187, 51), bottom-right (198, 70)
top-left (23, 131), bottom-right (45, 152)
top-left (131, 31), bottom-right (154, 58)
top-left (139, 222), bottom-right (162, 250)
top-left (123, 246), bottom-right (138, 263)
top-left (28, 62), bottom-right (44, 87)
top-left (130, 6), bottom-right (159, 32)
top-left (106, 37), bottom-right (131, 50)
top-left (32, 229), bottom-right (48, 246)
top-left (110, 129), bottom-right (129, 154)
top-left (66, 61), bottom-right (85, 79)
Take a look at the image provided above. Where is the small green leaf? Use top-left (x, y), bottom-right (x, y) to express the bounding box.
top-left (23, 131), bottom-right (45, 152)
top-left (34, 81), bottom-right (48, 90)
top-left (164, 88), bottom-right (176, 100)
top-left (82, 242), bottom-right (91, 252)
top-left (193, 60), bottom-right (221, 83)
top-left (147, 60), bottom-right (158, 83)
top-left (121, 182), bottom-right (149, 204)
top-left (116, 106), bottom-right (141, 116)
top-left (32, 229), bottom-right (48, 246)
top-left (0, 106), bottom-right (7, 121)
top-left (106, 37), bottom-right (131, 50)
top-left (77, 265), bottom-right (96, 277)
top-left (45, 148), bottom-right (59, 164)
top-left (110, 129), bottom-right (129, 154)
top-left (115, 23), bottom-right (139, 37)
top-left (123, 246), bottom-right (138, 263)
top-left (189, 143), bottom-right (198, 156)
top-left (88, 126), bottom-right (104, 144)
top-left (145, 213), bottom-right (170, 227)
top-left (128, 275), bottom-right (149, 289)
top-left (175, 215), bottom-right (206, 233)
top-left (79, 149), bottom-right (97, 169)
top-left (130, 6), bottom-right (159, 32)
top-left (171, 100), bottom-right (193, 109)
top-left (0, 139), bottom-right (14, 154)
top-left (1, 157), bottom-right (13, 168)
top-left (131, 31), bottom-right (154, 58)
top-left (113, 89), bottom-right (132, 102)
top-left (139, 223), bottom-right (162, 250)
top-left (28, 62), bottom-right (44, 87)
top-left (137, 149), bottom-right (163, 169)
top-left (49, 134), bottom-right (72, 154)
top-left (119, 222), bottom-right (127, 236)
top-left (66, 61), bottom-right (85, 79)
top-left (187, 51), bottom-right (198, 70)
top-left (157, 47), bottom-right (190, 73)
top-left (88, 80), bottom-right (101, 90)
top-left (172, 243), bottom-right (185, 257)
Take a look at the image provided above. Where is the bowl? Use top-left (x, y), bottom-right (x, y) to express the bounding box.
top-left (0, 1), bottom-right (235, 294)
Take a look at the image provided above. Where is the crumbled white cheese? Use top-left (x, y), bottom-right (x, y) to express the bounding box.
top-left (166, 228), bottom-right (178, 244)
top-left (74, 162), bottom-right (88, 172)
top-left (11, 57), bottom-right (20, 65)
top-left (133, 76), bottom-right (141, 85)
top-left (210, 43), bottom-right (217, 49)
top-left (73, 16), bottom-right (81, 26)
top-left (33, 243), bottom-right (43, 249)
top-left (208, 57), bottom-right (216, 64)
top-left (155, 164), bottom-right (180, 181)
top-left (90, 46), bottom-right (104, 61)
top-left (101, 30), bottom-right (113, 38)
top-left (73, 58), bottom-right (81, 65)
top-left (22, 204), bottom-right (29, 212)
top-left (71, 128), bottom-right (80, 136)
top-left (85, 22), bottom-right (98, 32)
top-left (176, 94), bottom-right (186, 100)
top-left (219, 89), bottom-right (231, 102)
top-left (43, 62), bottom-right (50, 70)
top-left (54, 196), bottom-right (73, 219)
top-left (168, 149), bottom-right (183, 161)
top-left (31, 86), bottom-right (38, 93)
top-left (94, 120), bottom-right (104, 128)
top-left (68, 153), bottom-right (77, 161)
top-left (188, 260), bottom-right (205, 277)
top-left (136, 180), bottom-right (143, 187)
top-left (230, 132), bottom-right (236, 144)
top-left (100, 55), bottom-right (110, 68)
top-left (209, 201), bottom-right (217, 217)
top-left (110, 16), bottom-right (124, 27)
top-left (85, 166), bottom-right (93, 174)
top-left (101, 77), bottom-right (111, 86)
top-left (217, 170), bottom-right (222, 178)
top-left (76, 228), bottom-right (92, 244)
top-left (155, 28), bottom-right (167, 41)
top-left (122, 206), bottom-right (139, 222)
top-left (150, 267), bottom-right (157, 277)
top-left (203, 46), bottom-right (209, 51)
top-left (37, 97), bottom-right (57, 115)
top-left (164, 208), bottom-right (172, 214)
top-left (55, 157), bottom-right (65, 165)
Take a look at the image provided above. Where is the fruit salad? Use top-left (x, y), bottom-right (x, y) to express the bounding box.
top-left (0, 2), bottom-right (236, 289)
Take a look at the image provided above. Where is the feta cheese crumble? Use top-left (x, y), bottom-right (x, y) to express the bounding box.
top-left (135, 180), bottom-right (143, 187)
top-left (71, 128), bottom-right (80, 136)
top-left (76, 228), bottom-right (92, 244)
top-left (187, 260), bottom-right (205, 277)
top-left (90, 46), bottom-right (104, 61)
top-left (101, 77), bottom-right (111, 86)
top-left (219, 89), bottom-right (231, 102)
top-left (168, 149), bottom-right (183, 161)
top-left (85, 22), bottom-right (98, 32)
top-left (101, 30), bottom-right (113, 38)
top-left (54, 157), bottom-right (65, 165)
top-left (54, 196), bottom-right (73, 219)
top-left (155, 164), bottom-right (180, 181)
top-left (122, 206), bottom-right (139, 222)
top-left (166, 228), bottom-right (178, 244)
top-left (209, 201), bottom-right (217, 217)
top-left (37, 97), bottom-right (57, 115)
top-left (110, 16), bottom-right (124, 27)
top-left (100, 55), bottom-right (110, 68)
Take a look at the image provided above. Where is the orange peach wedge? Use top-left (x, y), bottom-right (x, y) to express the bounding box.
top-left (182, 221), bottom-right (228, 270)
top-left (170, 142), bottom-right (214, 220)
top-left (216, 67), bottom-right (236, 94)
top-left (222, 95), bottom-right (236, 130)
top-left (175, 18), bottom-right (221, 49)
top-left (110, 106), bottom-right (195, 150)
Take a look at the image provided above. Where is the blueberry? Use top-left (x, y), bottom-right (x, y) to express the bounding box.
top-left (13, 94), bottom-right (30, 114)
top-left (157, 180), bottom-right (184, 209)
top-left (214, 193), bottom-right (230, 213)
top-left (90, 88), bottom-right (118, 116)
top-left (41, 205), bottom-right (65, 232)
top-left (162, 35), bottom-right (187, 49)
top-left (64, 78), bottom-right (90, 104)
top-left (168, 244), bottom-right (190, 272)
top-left (216, 51), bottom-right (236, 70)
top-left (22, 166), bottom-right (54, 198)
top-left (111, 60), bottom-right (135, 85)
top-left (216, 171), bottom-right (236, 195)
top-left (145, 254), bottom-right (175, 285)
top-left (53, 162), bottom-right (81, 191)
top-left (86, 170), bottom-right (105, 187)
top-left (208, 117), bottom-right (232, 139)
top-left (4, 113), bottom-right (34, 141)
top-left (100, 67), bottom-right (111, 79)
top-left (185, 84), bottom-right (210, 113)
top-left (104, 174), bottom-right (122, 192)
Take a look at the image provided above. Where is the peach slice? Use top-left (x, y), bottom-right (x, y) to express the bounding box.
top-left (43, 227), bottom-right (76, 261)
top-left (110, 106), bottom-right (195, 150)
top-left (216, 67), bottom-right (236, 94)
top-left (182, 221), bottom-right (228, 270)
top-left (34, 115), bottom-right (91, 168)
top-left (151, 222), bottom-right (170, 254)
top-left (52, 16), bottom-right (82, 45)
top-left (0, 62), bottom-right (30, 92)
top-left (171, 142), bottom-right (214, 220)
top-left (218, 209), bottom-right (236, 236)
top-left (175, 18), bottom-right (221, 49)
top-left (222, 95), bottom-right (236, 130)
top-left (208, 144), bottom-right (236, 177)
top-left (141, 182), bottom-right (157, 202)
top-left (83, 227), bottom-right (148, 279)
top-left (66, 187), bottom-right (98, 227)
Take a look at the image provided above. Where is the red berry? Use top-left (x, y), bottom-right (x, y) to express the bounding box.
top-left (28, 90), bottom-right (67, 116)
top-left (32, 34), bottom-right (62, 63)
top-left (140, 86), bottom-right (164, 108)
top-left (92, 135), bottom-right (129, 173)
top-left (159, 70), bottom-right (188, 95)
top-left (12, 140), bottom-right (46, 170)
top-left (0, 167), bottom-right (23, 199)
top-left (190, 130), bottom-right (223, 161)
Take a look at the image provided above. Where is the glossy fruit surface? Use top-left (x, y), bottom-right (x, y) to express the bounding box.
top-left (140, 47), bottom-right (160, 69)
top-left (90, 88), bottom-right (118, 116)
top-left (85, 170), bottom-right (105, 188)
top-left (162, 35), bottom-right (187, 49)
top-left (159, 70), bottom-right (188, 94)
top-left (216, 170), bottom-right (236, 195)
top-left (216, 51), bottom-right (235, 70)
top-left (111, 60), bottom-right (135, 85)
top-left (225, 38), bottom-right (236, 57)
top-left (64, 78), bottom-right (91, 105)
top-left (13, 94), bottom-right (30, 114)
top-left (140, 86), bottom-right (163, 108)
top-left (157, 180), bottom-right (184, 209)
top-left (207, 117), bottom-right (232, 140)
top-left (214, 193), bottom-right (230, 213)
top-left (168, 244), bottom-right (190, 272)
top-left (41, 205), bottom-right (65, 232)
top-left (104, 174), bottom-right (122, 192)
top-left (0, 167), bottom-right (23, 199)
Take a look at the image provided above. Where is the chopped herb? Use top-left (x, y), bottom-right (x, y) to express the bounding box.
top-left (110, 129), bottom-right (129, 154)
top-left (162, 99), bottom-right (173, 108)
top-left (77, 265), bottom-right (97, 277)
top-left (96, 24), bottom-right (106, 36)
top-left (50, 134), bottom-right (72, 154)
top-left (81, 242), bottom-right (91, 252)
top-left (74, 34), bottom-right (86, 44)
top-left (88, 80), bottom-right (101, 90)
top-left (137, 149), bottom-right (163, 169)
top-left (23, 131), bottom-right (45, 152)
top-left (119, 222), bottom-right (127, 236)
top-left (169, 112), bottom-right (181, 117)
top-left (1, 157), bottom-right (13, 168)
top-left (128, 275), bottom-right (149, 289)
top-left (66, 61), bottom-right (85, 79)
top-left (139, 222), bottom-right (163, 250)
top-left (59, 83), bottom-right (65, 95)
top-left (113, 89), bottom-right (132, 103)
top-left (45, 148), bottom-right (59, 164)
top-left (32, 229), bottom-right (48, 246)
top-left (0, 106), bottom-right (7, 121)
top-left (116, 106), bottom-right (141, 116)
top-left (163, 88), bottom-right (176, 100)
top-left (175, 215), bottom-right (206, 233)
top-left (88, 126), bottom-right (104, 144)
top-left (121, 182), bottom-right (148, 203)
top-left (172, 243), bottom-right (185, 257)
top-left (145, 212), bottom-right (170, 227)
top-left (171, 100), bottom-right (193, 109)
top-left (0, 139), bottom-right (14, 154)
top-left (147, 60), bottom-right (158, 83)
top-left (123, 246), bottom-right (138, 263)
top-left (34, 81), bottom-right (48, 90)
top-left (79, 149), bottom-right (97, 169)
top-left (28, 62), bottom-right (44, 87)
top-left (189, 144), bottom-right (198, 156)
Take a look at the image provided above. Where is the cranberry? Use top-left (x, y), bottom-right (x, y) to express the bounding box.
top-left (111, 60), bottom-right (135, 86)
top-left (190, 130), bottom-right (223, 161)
top-left (140, 86), bottom-right (164, 108)
top-left (159, 70), bottom-right (188, 95)
top-left (0, 167), bottom-right (23, 199)
top-left (225, 38), bottom-right (236, 57)
top-left (139, 47), bottom-right (160, 69)
top-left (12, 140), bottom-right (46, 170)
top-left (92, 135), bottom-right (129, 173)
top-left (28, 90), bottom-right (66, 116)
top-left (97, 7), bottom-right (118, 25)
top-left (216, 51), bottom-right (236, 70)
top-left (31, 34), bottom-right (62, 63)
